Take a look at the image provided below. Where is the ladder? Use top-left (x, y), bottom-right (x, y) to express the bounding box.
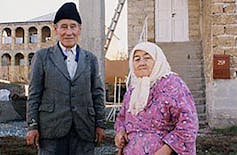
top-left (104, 0), bottom-right (126, 52)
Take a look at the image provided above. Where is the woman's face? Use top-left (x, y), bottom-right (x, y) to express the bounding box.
top-left (133, 50), bottom-right (155, 78)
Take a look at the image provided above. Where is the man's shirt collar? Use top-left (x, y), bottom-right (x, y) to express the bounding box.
top-left (59, 42), bottom-right (77, 56)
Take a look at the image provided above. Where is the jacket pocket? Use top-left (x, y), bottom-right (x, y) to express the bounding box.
top-left (39, 104), bottom-right (55, 112)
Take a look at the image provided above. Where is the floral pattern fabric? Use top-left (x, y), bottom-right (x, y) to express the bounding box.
top-left (115, 74), bottom-right (199, 155)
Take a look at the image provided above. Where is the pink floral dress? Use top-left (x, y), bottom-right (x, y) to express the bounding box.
top-left (115, 74), bottom-right (199, 155)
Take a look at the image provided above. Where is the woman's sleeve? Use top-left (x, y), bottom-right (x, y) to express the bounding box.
top-left (114, 90), bottom-right (130, 133)
top-left (162, 77), bottom-right (199, 155)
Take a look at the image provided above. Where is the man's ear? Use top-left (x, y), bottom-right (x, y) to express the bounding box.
top-left (54, 24), bottom-right (58, 31)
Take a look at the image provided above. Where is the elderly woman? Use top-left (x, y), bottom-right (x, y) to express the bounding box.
top-left (114, 42), bottom-right (199, 155)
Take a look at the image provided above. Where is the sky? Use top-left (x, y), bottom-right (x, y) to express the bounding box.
top-left (0, 0), bottom-right (128, 60)
top-left (105, 0), bottom-right (128, 60)
top-left (0, 0), bottom-right (79, 23)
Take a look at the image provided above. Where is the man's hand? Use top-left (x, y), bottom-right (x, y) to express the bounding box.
top-left (26, 129), bottom-right (39, 147)
top-left (114, 130), bottom-right (128, 149)
top-left (154, 144), bottom-right (173, 155)
top-left (96, 127), bottom-right (105, 146)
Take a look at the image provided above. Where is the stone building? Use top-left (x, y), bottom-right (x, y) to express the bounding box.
top-left (0, 20), bottom-right (56, 83)
top-left (127, 0), bottom-right (237, 128)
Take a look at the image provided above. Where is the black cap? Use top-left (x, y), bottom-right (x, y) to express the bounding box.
top-left (54, 2), bottom-right (82, 24)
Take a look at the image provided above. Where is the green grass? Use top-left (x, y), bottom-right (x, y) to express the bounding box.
top-left (212, 126), bottom-right (237, 135)
top-left (105, 121), bottom-right (115, 129)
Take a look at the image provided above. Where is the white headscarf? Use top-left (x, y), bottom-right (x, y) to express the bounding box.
top-left (128, 42), bottom-right (172, 115)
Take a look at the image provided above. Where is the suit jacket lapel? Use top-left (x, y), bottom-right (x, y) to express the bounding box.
top-left (49, 45), bottom-right (71, 80)
top-left (72, 49), bottom-right (87, 81)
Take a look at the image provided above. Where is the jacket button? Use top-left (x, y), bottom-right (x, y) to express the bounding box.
top-left (71, 106), bottom-right (77, 111)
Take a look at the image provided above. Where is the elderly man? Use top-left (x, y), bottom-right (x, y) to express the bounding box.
top-left (26, 2), bottom-right (106, 155)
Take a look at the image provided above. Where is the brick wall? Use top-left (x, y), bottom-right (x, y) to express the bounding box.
top-left (202, 0), bottom-right (237, 83)
top-left (188, 0), bottom-right (201, 41)
top-left (127, 0), bottom-right (155, 50)
top-left (127, 0), bottom-right (201, 50)
top-left (202, 0), bottom-right (213, 83)
top-left (203, 0), bottom-right (237, 128)
top-left (211, 0), bottom-right (237, 78)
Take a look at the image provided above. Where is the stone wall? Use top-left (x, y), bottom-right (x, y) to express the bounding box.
top-left (188, 0), bottom-right (201, 41)
top-left (202, 0), bottom-right (212, 83)
top-left (127, 0), bottom-right (155, 50)
top-left (127, 0), bottom-right (201, 50)
top-left (203, 0), bottom-right (237, 128)
top-left (207, 79), bottom-right (237, 128)
top-left (211, 0), bottom-right (237, 77)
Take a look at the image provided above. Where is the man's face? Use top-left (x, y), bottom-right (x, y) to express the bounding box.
top-left (54, 19), bottom-right (81, 48)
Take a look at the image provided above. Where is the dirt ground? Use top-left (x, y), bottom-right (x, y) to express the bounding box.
top-left (196, 134), bottom-right (237, 154)
top-left (1, 130), bottom-right (237, 155)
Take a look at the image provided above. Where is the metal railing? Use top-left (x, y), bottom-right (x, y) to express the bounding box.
top-left (106, 76), bottom-right (123, 121)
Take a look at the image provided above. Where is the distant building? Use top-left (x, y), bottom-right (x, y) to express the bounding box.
top-left (0, 17), bottom-right (55, 83)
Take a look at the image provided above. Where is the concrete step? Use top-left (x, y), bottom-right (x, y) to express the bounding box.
top-left (156, 41), bottom-right (207, 127)
top-left (188, 83), bottom-right (205, 91)
top-left (168, 58), bottom-right (203, 65)
top-left (185, 82), bottom-right (205, 89)
top-left (171, 65), bottom-right (204, 71)
top-left (182, 77), bottom-right (206, 90)
top-left (164, 51), bottom-right (203, 60)
top-left (158, 41), bottom-right (202, 52)
top-left (188, 81), bottom-right (205, 87)
top-left (199, 120), bottom-right (208, 128)
top-left (198, 113), bottom-right (207, 122)
top-left (191, 90), bottom-right (206, 98)
top-left (159, 42), bottom-right (203, 66)
top-left (194, 97), bottom-right (206, 105)
top-left (174, 69), bottom-right (203, 78)
top-left (183, 77), bottom-right (205, 83)
top-left (196, 103), bottom-right (206, 114)
top-left (169, 62), bottom-right (203, 69)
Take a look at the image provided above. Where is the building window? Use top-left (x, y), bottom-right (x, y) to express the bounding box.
top-left (15, 27), bottom-right (24, 44)
top-left (15, 53), bottom-right (24, 66)
top-left (41, 26), bottom-right (51, 42)
top-left (29, 27), bottom-right (38, 43)
top-left (1, 28), bottom-right (12, 44)
top-left (1, 54), bottom-right (11, 66)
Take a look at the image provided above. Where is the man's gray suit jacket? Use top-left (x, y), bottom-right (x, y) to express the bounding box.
top-left (27, 44), bottom-right (105, 142)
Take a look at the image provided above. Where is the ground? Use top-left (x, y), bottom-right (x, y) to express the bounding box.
top-left (1, 127), bottom-right (237, 155)
top-left (196, 132), bottom-right (237, 154)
